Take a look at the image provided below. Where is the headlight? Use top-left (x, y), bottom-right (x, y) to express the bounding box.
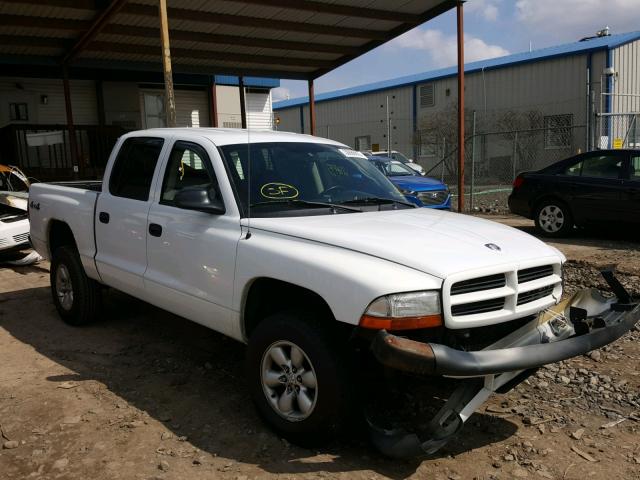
top-left (360, 291), bottom-right (442, 330)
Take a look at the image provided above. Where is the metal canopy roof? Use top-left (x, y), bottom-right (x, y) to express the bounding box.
top-left (0, 0), bottom-right (456, 80)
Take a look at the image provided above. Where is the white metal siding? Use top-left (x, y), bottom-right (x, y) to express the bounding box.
top-left (0, 77), bottom-right (97, 127)
top-left (247, 91), bottom-right (273, 130)
top-left (612, 39), bottom-right (640, 113)
top-left (175, 89), bottom-right (210, 128)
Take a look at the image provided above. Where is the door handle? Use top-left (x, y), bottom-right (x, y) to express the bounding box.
top-left (98, 212), bottom-right (110, 224)
top-left (148, 223), bottom-right (163, 237)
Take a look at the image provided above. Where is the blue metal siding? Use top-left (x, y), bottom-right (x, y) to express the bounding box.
top-left (214, 75), bottom-right (280, 88)
top-left (274, 31), bottom-right (640, 111)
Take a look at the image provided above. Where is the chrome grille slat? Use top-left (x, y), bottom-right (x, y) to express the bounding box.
top-left (417, 190), bottom-right (448, 206)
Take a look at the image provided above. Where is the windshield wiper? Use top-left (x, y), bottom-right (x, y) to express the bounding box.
top-left (340, 197), bottom-right (416, 208)
top-left (250, 199), bottom-right (362, 213)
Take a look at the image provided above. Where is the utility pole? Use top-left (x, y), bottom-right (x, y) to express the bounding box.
top-left (386, 95), bottom-right (392, 155)
top-left (158, 0), bottom-right (176, 127)
top-left (456, 1), bottom-right (465, 212)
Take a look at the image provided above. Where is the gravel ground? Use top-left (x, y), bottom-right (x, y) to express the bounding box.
top-left (1, 219), bottom-right (639, 480)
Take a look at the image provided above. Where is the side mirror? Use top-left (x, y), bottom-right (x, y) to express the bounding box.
top-left (174, 186), bottom-right (225, 215)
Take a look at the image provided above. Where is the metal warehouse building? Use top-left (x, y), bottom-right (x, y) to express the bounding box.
top-left (274, 31), bottom-right (640, 184)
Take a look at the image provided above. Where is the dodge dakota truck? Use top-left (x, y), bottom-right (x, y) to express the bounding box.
top-left (29, 129), bottom-right (639, 458)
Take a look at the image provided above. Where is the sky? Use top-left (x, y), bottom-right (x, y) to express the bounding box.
top-left (271, 0), bottom-right (640, 102)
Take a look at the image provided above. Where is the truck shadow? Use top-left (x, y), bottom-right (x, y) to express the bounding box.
top-left (0, 285), bottom-right (517, 479)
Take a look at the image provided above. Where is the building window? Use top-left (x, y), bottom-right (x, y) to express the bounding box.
top-left (544, 114), bottom-right (572, 149)
top-left (419, 132), bottom-right (437, 157)
top-left (419, 84), bottom-right (435, 108)
top-left (354, 135), bottom-right (371, 151)
top-left (223, 121), bottom-right (242, 129)
top-left (9, 103), bottom-right (28, 121)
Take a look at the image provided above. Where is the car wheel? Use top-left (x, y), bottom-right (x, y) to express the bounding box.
top-left (534, 200), bottom-right (573, 237)
top-left (50, 246), bottom-right (102, 326)
top-left (246, 311), bottom-right (353, 446)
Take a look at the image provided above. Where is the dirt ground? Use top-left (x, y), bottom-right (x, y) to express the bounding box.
top-left (1, 215), bottom-right (639, 480)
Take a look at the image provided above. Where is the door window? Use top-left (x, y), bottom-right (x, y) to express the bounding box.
top-left (631, 156), bottom-right (640, 180)
top-left (562, 154), bottom-right (623, 179)
top-left (109, 137), bottom-right (164, 201)
top-left (160, 141), bottom-right (218, 205)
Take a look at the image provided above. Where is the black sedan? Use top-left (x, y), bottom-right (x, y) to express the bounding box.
top-left (508, 149), bottom-right (640, 236)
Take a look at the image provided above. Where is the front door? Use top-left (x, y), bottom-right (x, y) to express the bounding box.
top-left (144, 140), bottom-right (242, 338)
top-left (95, 136), bottom-right (166, 295)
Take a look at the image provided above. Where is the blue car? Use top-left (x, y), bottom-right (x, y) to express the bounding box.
top-left (368, 157), bottom-right (451, 209)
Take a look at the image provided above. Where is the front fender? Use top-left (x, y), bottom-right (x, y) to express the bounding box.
top-left (233, 227), bottom-right (442, 328)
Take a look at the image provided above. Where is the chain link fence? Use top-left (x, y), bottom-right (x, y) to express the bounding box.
top-left (417, 125), bottom-right (588, 212)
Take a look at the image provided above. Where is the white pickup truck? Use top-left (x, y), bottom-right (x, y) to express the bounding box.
top-left (29, 129), bottom-right (638, 458)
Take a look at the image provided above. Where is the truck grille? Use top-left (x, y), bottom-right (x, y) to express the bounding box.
top-left (12, 233), bottom-right (29, 244)
top-left (444, 262), bottom-right (562, 327)
top-left (417, 190), bottom-right (448, 206)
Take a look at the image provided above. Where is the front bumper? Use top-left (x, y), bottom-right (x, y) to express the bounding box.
top-left (367, 273), bottom-right (638, 458)
top-left (373, 291), bottom-right (639, 377)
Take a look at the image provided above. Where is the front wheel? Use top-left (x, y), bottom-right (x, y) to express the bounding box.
top-left (246, 312), bottom-right (353, 446)
top-left (534, 200), bottom-right (573, 237)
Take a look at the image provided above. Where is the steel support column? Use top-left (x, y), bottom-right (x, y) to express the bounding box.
top-left (208, 77), bottom-right (218, 127)
top-left (158, 0), bottom-right (176, 127)
top-left (308, 79), bottom-right (316, 136)
top-left (456, 1), bottom-right (465, 212)
top-left (62, 65), bottom-right (80, 179)
top-left (239, 76), bottom-right (247, 129)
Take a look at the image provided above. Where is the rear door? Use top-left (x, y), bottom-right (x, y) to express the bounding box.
top-left (562, 152), bottom-right (627, 224)
top-left (95, 136), bottom-right (167, 295)
top-left (144, 139), bottom-right (242, 338)
top-left (622, 153), bottom-right (640, 223)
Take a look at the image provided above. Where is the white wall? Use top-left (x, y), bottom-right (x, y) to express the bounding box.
top-left (0, 77), bottom-right (98, 127)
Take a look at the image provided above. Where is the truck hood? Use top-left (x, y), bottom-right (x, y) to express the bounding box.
top-left (248, 209), bottom-right (564, 279)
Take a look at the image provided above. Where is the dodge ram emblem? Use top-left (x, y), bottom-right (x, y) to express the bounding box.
top-left (485, 243), bottom-right (501, 251)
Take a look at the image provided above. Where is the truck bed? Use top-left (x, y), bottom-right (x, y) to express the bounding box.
top-left (49, 180), bottom-right (102, 192)
top-left (29, 182), bottom-right (101, 279)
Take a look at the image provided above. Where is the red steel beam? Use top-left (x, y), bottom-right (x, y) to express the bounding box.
top-left (456, 1), bottom-right (465, 213)
top-left (308, 79), bottom-right (316, 136)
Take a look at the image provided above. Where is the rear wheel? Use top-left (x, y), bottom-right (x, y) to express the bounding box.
top-left (534, 200), bottom-right (573, 237)
top-left (246, 312), bottom-right (353, 446)
top-left (50, 246), bottom-right (101, 326)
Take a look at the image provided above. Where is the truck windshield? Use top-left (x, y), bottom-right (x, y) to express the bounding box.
top-left (218, 142), bottom-right (409, 216)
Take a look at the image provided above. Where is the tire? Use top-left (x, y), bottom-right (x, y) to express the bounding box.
top-left (246, 311), bottom-right (353, 446)
top-left (534, 200), bottom-right (574, 237)
top-left (50, 246), bottom-right (102, 326)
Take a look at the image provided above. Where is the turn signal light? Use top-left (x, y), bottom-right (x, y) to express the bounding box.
top-left (359, 314), bottom-right (442, 331)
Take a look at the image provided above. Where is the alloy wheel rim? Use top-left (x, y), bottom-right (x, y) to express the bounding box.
top-left (260, 341), bottom-right (318, 422)
top-left (539, 205), bottom-right (565, 233)
top-left (55, 264), bottom-right (74, 311)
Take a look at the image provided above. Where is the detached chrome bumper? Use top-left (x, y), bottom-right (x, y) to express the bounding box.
top-left (373, 292), bottom-right (639, 377)
top-left (368, 272), bottom-right (638, 459)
